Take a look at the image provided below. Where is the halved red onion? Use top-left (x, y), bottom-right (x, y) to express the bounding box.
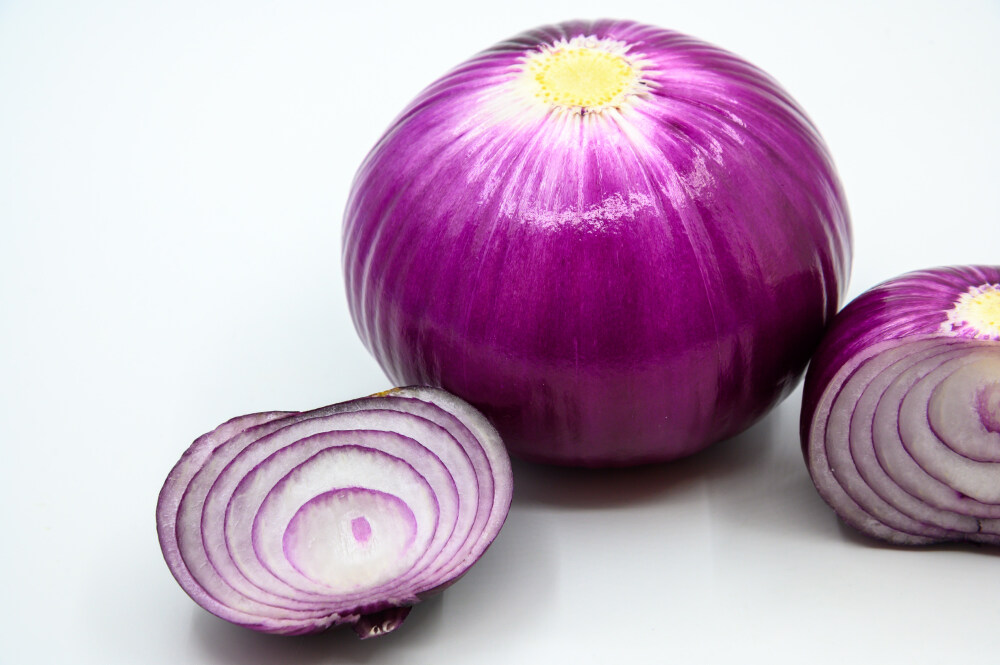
top-left (343, 19), bottom-right (851, 466)
top-left (801, 266), bottom-right (1000, 544)
top-left (156, 387), bottom-right (513, 637)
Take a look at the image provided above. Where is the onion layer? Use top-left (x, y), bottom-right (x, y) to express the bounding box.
top-left (343, 19), bottom-right (851, 466)
top-left (801, 266), bottom-right (1000, 545)
top-left (156, 387), bottom-right (513, 637)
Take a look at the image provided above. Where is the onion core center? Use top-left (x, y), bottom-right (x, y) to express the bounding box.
top-left (520, 36), bottom-right (642, 112)
top-left (943, 284), bottom-right (1000, 340)
top-left (352, 516), bottom-right (373, 543)
top-left (282, 487), bottom-right (417, 593)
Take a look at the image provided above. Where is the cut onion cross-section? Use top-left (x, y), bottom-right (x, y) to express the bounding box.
top-left (156, 387), bottom-right (513, 638)
top-left (801, 265), bottom-right (1000, 545)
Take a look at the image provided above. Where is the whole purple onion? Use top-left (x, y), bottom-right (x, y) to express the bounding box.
top-left (344, 20), bottom-right (851, 466)
top-left (801, 266), bottom-right (1000, 545)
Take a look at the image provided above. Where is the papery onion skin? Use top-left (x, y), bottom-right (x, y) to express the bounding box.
top-left (343, 19), bottom-right (851, 466)
top-left (156, 387), bottom-right (512, 637)
top-left (801, 265), bottom-right (1000, 545)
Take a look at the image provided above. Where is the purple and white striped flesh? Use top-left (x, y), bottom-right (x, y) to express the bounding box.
top-left (156, 387), bottom-right (513, 637)
top-left (801, 265), bottom-right (1000, 545)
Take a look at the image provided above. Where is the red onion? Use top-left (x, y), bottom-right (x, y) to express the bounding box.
top-left (156, 387), bottom-right (513, 637)
top-left (343, 20), bottom-right (851, 466)
top-left (801, 266), bottom-right (1000, 545)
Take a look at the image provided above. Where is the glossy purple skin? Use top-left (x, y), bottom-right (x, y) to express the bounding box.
top-left (344, 20), bottom-right (851, 466)
top-left (801, 265), bottom-right (1000, 445)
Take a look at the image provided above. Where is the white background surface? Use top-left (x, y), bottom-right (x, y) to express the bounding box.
top-left (2, 1), bottom-right (999, 663)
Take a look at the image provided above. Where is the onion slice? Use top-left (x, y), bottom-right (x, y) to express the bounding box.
top-left (802, 266), bottom-right (1000, 545)
top-left (156, 387), bottom-right (513, 637)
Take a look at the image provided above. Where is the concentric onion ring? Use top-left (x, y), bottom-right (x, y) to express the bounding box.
top-left (156, 387), bottom-right (513, 637)
top-left (802, 265), bottom-right (1000, 545)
